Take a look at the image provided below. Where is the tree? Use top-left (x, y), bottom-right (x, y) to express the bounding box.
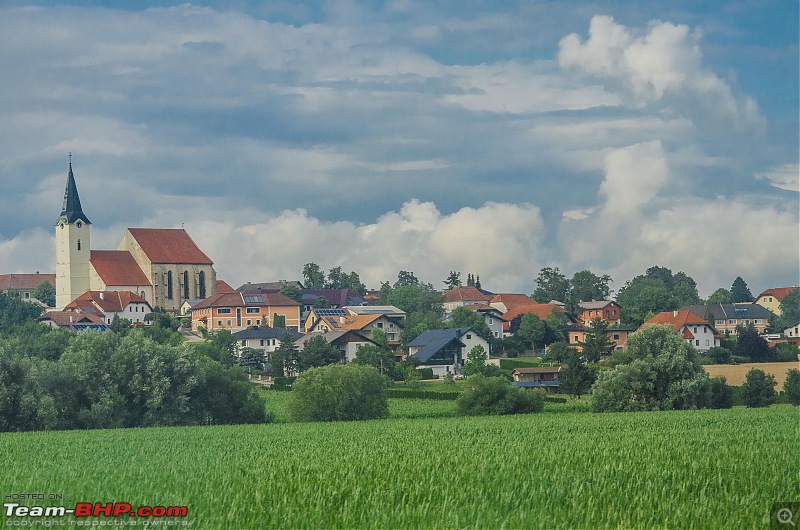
top-left (544, 309), bottom-right (570, 344)
top-left (302, 263), bottom-right (325, 290)
top-left (443, 271), bottom-right (462, 290)
top-left (475, 275), bottom-right (482, 290)
top-left (466, 273), bottom-right (475, 287)
top-left (457, 375), bottom-right (544, 416)
top-left (194, 330), bottom-right (237, 367)
top-left (590, 324), bottom-right (711, 412)
top-left (0, 292), bottom-right (44, 334)
top-left (707, 288), bottom-right (732, 304)
top-left (237, 347), bottom-right (265, 371)
top-left (734, 325), bottom-right (770, 362)
top-left (517, 313), bottom-right (547, 353)
top-left (354, 329), bottom-right (397, 378)
top-left (730, 276), bottom-right (754, 303)
top-left (109, 314), bottom-right (132, 335)
top-left (616, 276), bottom-right (675, 327)
top-left (288, 364), bottom-right (388, 422)
top-left (579, 318), bottom-right (616, 363)
top-left (298, 335), bottom-right (340, 372)
top-left (705, 346), bottom-right (732, 364)
top-left (312, 296), bottom-right (331, 309)
top-left (394, 270), bottom-right (418, 288)
top-left (532, 267), bottom-right (569, 304)
top-left (671, 271), bottom-right (703, 307)
top-left (32, 281), bottom-right (56, 307)
top-left (778, 288), bottom-right (800, 328)
top-left (191, 356), bottom-right (268, 425)
top-left (449, 306), bottom-right (492, 342)
top-left (273, 314), bottom-right (286, 328)
top-left (464, 344), bottom-right (487, 376)
top-left (274, 332), bottom-right (300, 378)
top-left (740, 368), bottom-right (776, 407)
top-left (567, 270), bottom-right (611, 314)
top-left (325, 266), bottom-right (348, 289)
top-left (707, 376), bottom-right (734, 409)
top-left (545, 342), bottom-right (577, 364)
top-left (784, 369), bottom-right (800, 406)
top-left (279, 283), bottom-right (304, 303)
top-left (560, 349), bottom-right (595, 399)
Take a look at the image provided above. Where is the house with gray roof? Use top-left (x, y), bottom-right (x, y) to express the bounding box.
top-left (681, 303), bottom-right (774, 335)
top-left (233, 325), bottom-right (303, 363)
top-left (407, 328), bottom-right (490, 377)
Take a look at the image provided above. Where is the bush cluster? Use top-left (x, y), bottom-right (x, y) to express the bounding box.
top-left (457, 375), bottom-right (544, 416)
top-left (288, 364), bottom-right (389, 422)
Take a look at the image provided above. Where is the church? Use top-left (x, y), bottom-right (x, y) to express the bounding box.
top-left (55, 160), bottom-right (217, 312)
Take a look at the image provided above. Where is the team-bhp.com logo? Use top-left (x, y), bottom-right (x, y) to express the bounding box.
top-left (4, 502), bottom-right (189, 526)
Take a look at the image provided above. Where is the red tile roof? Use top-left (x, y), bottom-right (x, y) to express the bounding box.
top-left (67, 290), bottom-right (149, 314)
top-left (512, 366), bottom-right (563, 374)
top-left (40, 310), bottom-right (106, 327)
top-left (444, 286), bottom-right (493, 304)
top-left (0, 273), bottom-right (55, 290)
top-left (757, 287), bottom-right (797, 302)
top-left (489, 293), bottom-right (536, 309)
top-left (502, 303), bottom-right (567, 331)
top-left (90, 251), bottom-right (150, 286)
top-left (216, 280), bottom-right (236, 293)
top-left (644, 310), bottom-right (708, 332)
top-left (126, 228), bottom-right (213, 265)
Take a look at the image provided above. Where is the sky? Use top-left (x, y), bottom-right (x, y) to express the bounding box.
top-left (0, 0), bottom-right (797, 298)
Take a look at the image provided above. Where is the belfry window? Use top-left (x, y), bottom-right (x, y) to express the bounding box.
top-left (77, 239), bottom-right (81, 251)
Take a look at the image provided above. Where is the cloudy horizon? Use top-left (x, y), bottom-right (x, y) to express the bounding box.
top-left (1, 1), bottom-right (797, 298)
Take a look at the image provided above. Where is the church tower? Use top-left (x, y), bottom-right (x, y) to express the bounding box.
top-left (55, 157), bottom-right (91, 310)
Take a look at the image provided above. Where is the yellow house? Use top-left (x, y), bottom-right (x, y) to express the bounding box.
top-left (754, 287), bottom-right (797, 316)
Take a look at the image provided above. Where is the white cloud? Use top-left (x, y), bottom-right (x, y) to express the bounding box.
top-left (756, 164), bottom-right (800, 192)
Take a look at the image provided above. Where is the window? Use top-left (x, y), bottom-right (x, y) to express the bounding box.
top-left (217, 320), bottom-right (222, 326)
top-left (728, 319), bottom-right (736, 325)
top-left (246, 320), bottom-right (252, 326)
top-left (77, 239), bottom-right (81, 251)
top-left (695, 340), bottom-right (700, 346)
top-left (167, 271), bottom-right (173, 300)
top-left (376, 322), bottom-right (384, 329)
top-left (388, 333), bottom-right (396, 341)
top-left (489, 318), bottom-right (494, 324)
top-left (198, 271), bottom-right (206, 299)
top-left (755, 319), bottom-right (763, 324)
top-left (613, 333), bottom-right (620, 341)
top-left (693, 327), bottom-right (697, 333)
top-left (182, 271), bottom-right (189, 300)
top-left (466, 334), bottom-right (472, 339)
top-left (705, 339), bottom-right (710, 346)
top-left (24, 292), bottom-right (30, 299)
top-left (246, 307), bottom-right (260, 314)
top-left (227, 320), bottom-right (232, 327)
top-left (241, 340), bottom-right (246, 346)
top-left (716, 320), bottom-right (724, 325)
top-left (259, 340), bottom-right (264, 347)
top-left (217, 308), bottom-right (232, 314)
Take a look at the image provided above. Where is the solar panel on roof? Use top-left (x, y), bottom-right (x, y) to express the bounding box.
top-left (316, 309), bottom-right (346, 316)
top-left (244, 295), bottom-right (262, 304)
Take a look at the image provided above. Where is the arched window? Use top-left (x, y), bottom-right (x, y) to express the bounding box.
top-left (183, 271), bottom-right (189, 300)
top-left (167, 271), bottom-right (173, 300)
top-left (198, 271), bottom-right (206, 299)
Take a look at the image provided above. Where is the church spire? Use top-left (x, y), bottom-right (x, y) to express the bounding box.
top-left (56, 154), bottom-right (91, 226)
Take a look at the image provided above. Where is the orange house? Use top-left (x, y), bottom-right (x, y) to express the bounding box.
top-left (191, 291), bottom-right (300, 332)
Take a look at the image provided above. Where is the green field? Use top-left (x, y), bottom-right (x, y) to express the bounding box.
top-left (0, 405), bottom-right (796, 529)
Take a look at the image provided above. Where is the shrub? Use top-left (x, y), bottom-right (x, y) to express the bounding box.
top-left (784, 368), bottom-right (800, 406)
top-left (705, 346), bottom-right (732, 364)
top-left (417, 367), bottom-right (435, 380)
top-left (288, 364), bottom-right (388, 422)
top-left (740, 369), bottom-right (776, 408)
top-left (457, 375), bottom-right (544, 416)
top-left (707, 376), bottom-right (734, 409)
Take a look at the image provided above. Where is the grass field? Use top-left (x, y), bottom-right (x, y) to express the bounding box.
top-left (0, 406), bottom-right (796, 528)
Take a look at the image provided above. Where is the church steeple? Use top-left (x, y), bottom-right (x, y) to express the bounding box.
top-left (56, 155), bottom-right (91, 226)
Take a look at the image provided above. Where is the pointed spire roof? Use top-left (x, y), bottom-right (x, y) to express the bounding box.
top-left (55, 158), bottom-right (91, 226)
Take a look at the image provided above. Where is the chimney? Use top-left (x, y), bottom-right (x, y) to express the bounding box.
top-left (673, 310), bottom-right (678, 317)
top-left (100, 292), bottom-right (105, 300)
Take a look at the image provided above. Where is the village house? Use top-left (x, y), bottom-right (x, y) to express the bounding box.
top-left (295, 330), bottom-right (378, 363)
top-left (754, 287), bottom-right (797, 316)
top-left (512, 366), bottom-right (562, 393)
top-left (407, 328), bottom-right (490, 378)
top-left (443, 286), bottom-right (494, 312)
top-left (0, 273), bottom-right (55, 303)
top-left (578, 300), bottom-right (622, 325)
top-left (233, 325), bottom-right (303, 362)
top-left (680, 303), bottom-right (774, 335)
top-left (65, 290), bottom-right (152, 325)
top-left (643, 310), bottom-right (721, 353)
top-left (38, 310), bottom-right (107, 331)
top-left (190, 291), bottom-right (301, 332)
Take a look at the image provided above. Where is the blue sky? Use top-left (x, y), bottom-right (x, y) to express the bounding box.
top-left (0, 1), bottom-right (797, 296)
